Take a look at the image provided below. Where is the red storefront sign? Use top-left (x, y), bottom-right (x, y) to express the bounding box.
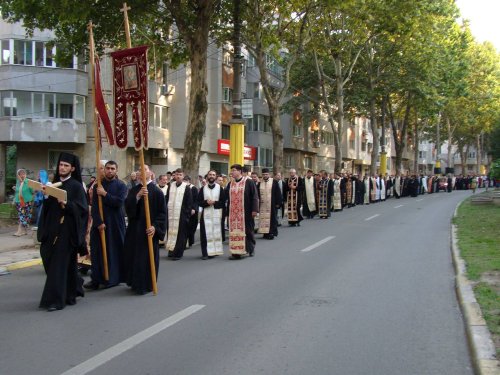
top-left (217, 139), bottom-right (256, 160)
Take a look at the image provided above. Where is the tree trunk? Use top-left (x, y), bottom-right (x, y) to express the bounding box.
top-left (413, 121), bottom-right (419, 174)
top-left (182, 47), bottom-right (208, 179)
top-left (446, 117), bottom-right (453, 169)
top-left (369, 91), bottom-right (378, 176)
top-left (476, 133), bottom-right (482, 174)
top-left (335, 57), bottom-right (344, 172)
top-left (268, 99), bottom-right (284, 174)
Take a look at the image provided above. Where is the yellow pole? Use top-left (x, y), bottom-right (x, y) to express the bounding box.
top-left (379, 152), bottom-right (387, 176)
top-left (88, 22), bottom-right (109, 282)
top-left (229, 122), bottom-right (245, 171)
top-left (121, 3), bottom-right (157, 295)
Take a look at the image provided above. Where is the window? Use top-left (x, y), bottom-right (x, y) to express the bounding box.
top-left (321, 131), bottom-right (333, 145)
top-left (252, 83), bottom-right (261, 99)
top-left (257, 147), bottom-right (273, 168)
top-left (468, 151), bottom-right (476, 159)
top-left (419, 151), bottom-right (426, 159)
top-left (248, 53), bottom-right (256, 67)
top-left (222, 124), bottom-right (230, 140)
top-left (222, 87), bottom-right (233, 103)
top-left (13, 40), bottom-right (32, 65)
top-left (223, 49), bottom-right (232, 66)
top-left (1, 40), bottom-right (10, 64)
top-left (45, 44), bottom-right (54, 67)
top-left (304, 156), bottom-right (312, 169)
top-left (210, 162), bottom-right (228, 176)
top-left (1, 91), bottom-right (86, 119)
top-left (293, 121), bottom-right (302, 137)
top-left (249, 115), bottom-right (270, 133)
top-left (285, 154), bottom-right (293, 167)
top-left (361, 141), bottom-right (367, 152)
top-left (154, 105), bottom-right (168, 128)
top-left (35, 42), bottom-right (44, 66)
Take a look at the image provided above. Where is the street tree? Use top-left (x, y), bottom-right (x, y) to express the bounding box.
top-left (1, 0), bottom-right (226, 179)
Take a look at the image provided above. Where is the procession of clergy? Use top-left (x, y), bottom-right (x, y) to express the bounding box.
top-left (37, 151), bottom-right (453, 311)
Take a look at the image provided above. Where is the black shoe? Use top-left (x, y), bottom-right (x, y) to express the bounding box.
top-left (171, 257), bottom-right (181, 261)
top-left (201, 256), bottom-right (209, 260)
top-left (297, 223), bottom-right (301, 226)
top-left (248, 252), bottom-right (254, 257)
top-left (47, 305), bottom-right (61, 312)
top-left (83, 281), bottom-right (99, 290)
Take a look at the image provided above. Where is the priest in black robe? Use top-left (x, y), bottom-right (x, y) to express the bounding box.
top-left (86, 161), bottom-right (127, 290)
top-left (38, 152), bottom-right (87, 311)
top-left (198, 170), bottom-right (227, 259)
top-left (165, 169), bottom-right (193, 260)
top-left (284, 169), bottom-right (304, 227)
top-left (183, 175), bottom-right (199, 248)
top-left (123, 164), bottom-right (167, 295)
top-left (257, 168), bottom-right (282, 239)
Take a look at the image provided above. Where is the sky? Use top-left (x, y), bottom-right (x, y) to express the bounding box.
top-left (455, 0), bottom-right (500, 51)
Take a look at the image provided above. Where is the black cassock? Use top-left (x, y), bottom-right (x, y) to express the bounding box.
top-left (39, 178), bottom-right (87, 310)
top-left (187, 185), bottom-right (199, 247)
top-left (257, 179), bottom-right (282, 236)
top-left (123, 182), bottom-right (166, 294)
top-left (165, 182), bottom-right (193, 258)
top-left (198, 184), bottom-right (227, 257)
top-left (90, 178), bottom-right (128, 287)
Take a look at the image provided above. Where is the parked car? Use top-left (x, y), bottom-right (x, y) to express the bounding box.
top-left (438, 177), bottom-right (448, 191)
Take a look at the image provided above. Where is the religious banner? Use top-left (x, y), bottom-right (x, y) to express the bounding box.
top-left (94, 57), bottom-right (114, 146)
top-left (111, 45), bottom-right (149, 150)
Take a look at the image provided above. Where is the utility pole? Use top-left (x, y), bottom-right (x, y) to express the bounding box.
top-left (229, 0), bottom-right (245, 170)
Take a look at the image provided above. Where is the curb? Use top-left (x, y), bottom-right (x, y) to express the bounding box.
top-left (4, 258), bottom-right (42, 272)
top-left (451, 202), bottom-right (500, 375)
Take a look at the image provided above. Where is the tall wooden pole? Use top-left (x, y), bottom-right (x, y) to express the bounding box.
top-left (121, 3), bottom-right (157, 295)
top-left (88, 22), bottom-right (109, 281)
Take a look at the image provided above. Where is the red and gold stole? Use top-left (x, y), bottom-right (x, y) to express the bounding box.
top-left (258, 179), bottom-right (272, 234)
top-left (287, 177), bottom-right (298, 222)
top-left (229, 177), bottom-right (247, 255)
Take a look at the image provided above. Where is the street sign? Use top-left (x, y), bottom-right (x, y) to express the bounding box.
top-left (241, 99), bottom-right (253, 119)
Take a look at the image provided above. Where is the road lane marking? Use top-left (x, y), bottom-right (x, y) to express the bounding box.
top-left (394, 205), bottom-right (403, 208)
top-left (365, 214), bottom-right (380, 221)
top-left (416, 198), bottom-right (424, 202)
top-left (60, 304), bottom-right (205, 375)
top-left (301, 236), bottom-right (335, 252)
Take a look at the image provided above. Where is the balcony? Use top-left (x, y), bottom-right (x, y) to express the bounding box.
top-left (0, 117), bottom-right (86, 143)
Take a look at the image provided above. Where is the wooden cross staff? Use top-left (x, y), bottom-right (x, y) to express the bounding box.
top-left (88, 21), bottom-right (109, 281)
top-left (121, 2), bottom-right (158, 295)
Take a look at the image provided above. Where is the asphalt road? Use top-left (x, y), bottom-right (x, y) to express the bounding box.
top-left (0, 191), bottom-right (474, 375)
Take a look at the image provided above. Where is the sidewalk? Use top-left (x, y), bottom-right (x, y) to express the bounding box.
top-left (0, 226), bottom-right (42, 274)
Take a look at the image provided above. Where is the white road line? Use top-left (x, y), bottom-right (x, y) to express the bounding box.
top-left (60, 304), bottom-right (205, 375)
top-left (394, 205), bottom-right (404, 208)
top-left (365, 214), bottom-right (380, 221)
top-left (300, 236), bottom-right (335, 252)
top-left (416, 198), bottom-right (424, 202)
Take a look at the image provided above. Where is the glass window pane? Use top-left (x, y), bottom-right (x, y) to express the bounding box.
top-left (35, 42), bottom-right (44, 66)
top-left (75, 95), bottom-right (85, 121)
top-left (1, 91), bottom-right (13, 116)
top-left (25, 41), bottom-right (33, 65)
top-left (55, 93), bottom-right (73, 118)
top-left (33, 93), bottom-right (43, 117)
top-left (45, 45), bottom-right (53, 67)
top-left (12, 91), bottom-right (32, 116)
top-left (1, 40), bottom-right (10, 64)
top-left (13, 40), bottom-right (24, 65)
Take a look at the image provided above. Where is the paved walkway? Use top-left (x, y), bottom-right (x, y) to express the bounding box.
top-left (0, 226), bottom-right (41, 273)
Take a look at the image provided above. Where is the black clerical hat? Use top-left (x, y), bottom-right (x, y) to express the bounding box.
top-left (54, 152), bottom-right (83, 183)
top-left (262, 168), bottom-right (270, 173)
